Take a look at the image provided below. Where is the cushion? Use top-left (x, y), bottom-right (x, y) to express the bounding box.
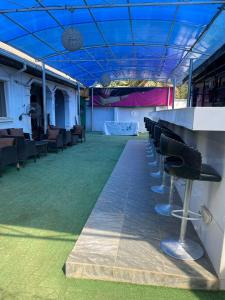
top-left (0, 129), bottom-right (9, 136)
top-left (48, 129), bottom-right (59, 140)
top-left (9, 128), bottom-right (24, 137)
top-left (0, 138), bottom-right (15, 148)
top-left (49, 125), bottom-right (59, 129)
top-left (74, 125), bottom-right (83, 134)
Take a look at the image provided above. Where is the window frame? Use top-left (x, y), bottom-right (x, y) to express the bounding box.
top-left (0, 78), bottom-right (12, 122)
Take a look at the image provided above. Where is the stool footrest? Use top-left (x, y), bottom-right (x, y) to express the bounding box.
top-left (171, 209), bottom-right (201, 221)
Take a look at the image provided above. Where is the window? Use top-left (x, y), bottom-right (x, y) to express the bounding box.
top-left (0, 81), bottom-right (6, 117)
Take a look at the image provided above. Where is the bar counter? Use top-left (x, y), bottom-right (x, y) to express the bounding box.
top-left (150, 107), bottom-right (225, 289)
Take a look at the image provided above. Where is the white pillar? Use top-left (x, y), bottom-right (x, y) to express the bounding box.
top-left (167, 86), bottom-right (171, 110)
top-left (91, 87), bottom-right (94, 131)
top-left (25, 86), bottom-right (32, 135)
top-left (77, 84), bottom-right (81, 124)
top-left (51, 91), bottom-right (56, 126)
top-left (42, 63), bottom-right (47, 133)
top-left (67, 91), bottom-right (76, 128)
top-left (187, 59), bottom-right (194, 107)
top-left (172, 79), bottom-right (176, 110)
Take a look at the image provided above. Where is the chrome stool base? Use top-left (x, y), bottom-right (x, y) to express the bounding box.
top-left (150, 170), bottom-right (161, 178)
top-left (151, 184), bottom-right (169, 194)
top-left (148, 161), bottom-right (157, 167)
top-left (146, 153), bottom-right (154, 158)
top-left (160, 238), bottom-right (204, 261)
top-left (145, 149), bottom-right (153, 154)
top-left (154, 203), bottom-right (181, 216)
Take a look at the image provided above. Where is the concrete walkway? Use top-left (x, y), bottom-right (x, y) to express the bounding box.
top-left (66, 140), bottom-right (218, 290)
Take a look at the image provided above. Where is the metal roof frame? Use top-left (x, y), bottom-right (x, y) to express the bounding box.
top-left (0, 1), bottom-right (224, 13)
top-left (0, 0), bottom-right (224, 86)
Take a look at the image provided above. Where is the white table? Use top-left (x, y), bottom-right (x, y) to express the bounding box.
top-left (104, 121), bottom-right (139, 136)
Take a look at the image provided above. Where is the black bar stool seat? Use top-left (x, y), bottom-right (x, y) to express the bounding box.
top-left (200, 164), bottom-right (221, 182)
top-left (164, 158), bottom-right (221, 182)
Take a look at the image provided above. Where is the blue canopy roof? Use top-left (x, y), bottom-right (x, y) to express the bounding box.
top-left (0, 1), bottom-right (225, 86)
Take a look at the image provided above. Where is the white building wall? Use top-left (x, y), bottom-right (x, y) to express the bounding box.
top-left (86, 106), bottom-right (157, 133)
top-left (86, 107), bottom-right (114, 132)
top-left (0, 64), bottom-right (78, 134)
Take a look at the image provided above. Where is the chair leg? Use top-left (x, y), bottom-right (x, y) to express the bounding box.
top-left (160, 179), bottom-right (204, 261)
top-left (146, 146), bottom-right (154, 159)
top-left (154, 176), bottom-right (181, 216)
top-left (151, 158), bottom-right (169, 194)
top-left (150, 154), bottom-right (162, 178)
top-left (148, 143), bottom-right (157, 165)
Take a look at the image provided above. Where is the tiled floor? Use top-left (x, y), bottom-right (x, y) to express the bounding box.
top-left (66, 140), bottom-right (219, 290)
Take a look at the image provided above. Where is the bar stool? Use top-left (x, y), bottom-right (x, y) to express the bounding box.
top-left (152, 128), bottom-right (184, 198)
top-left (147, 121), bottom-right (158, 164)
top-left (145, 119), bottom-right (155, 152)
top-left (148, 124), bottom-right (162, 165)
top-left (144, 118), bottom-right (152, 144)
top-left (149, 125), bottom-right (163, 177)
top-left (144, 117), bottom-right (148, 130)
top-left (159, 134), bottom-right (221, 261)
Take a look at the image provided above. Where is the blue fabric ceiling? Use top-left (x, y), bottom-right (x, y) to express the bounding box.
top-left (0, 1), bottom-right (225, 86)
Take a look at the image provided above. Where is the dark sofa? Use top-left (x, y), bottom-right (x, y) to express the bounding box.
top-left (0, 128), bottom-right (37, 165)
top-left (0, 137), bottom-right (19, 175)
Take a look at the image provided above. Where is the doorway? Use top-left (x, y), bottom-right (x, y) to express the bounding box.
top-left (30, 83), bottom-right (44, 140)
top-left (55, 89), bottom-right (66, 128)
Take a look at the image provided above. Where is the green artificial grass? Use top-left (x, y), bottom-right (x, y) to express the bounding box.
top-left (0, 133), bottom-right (224, 300)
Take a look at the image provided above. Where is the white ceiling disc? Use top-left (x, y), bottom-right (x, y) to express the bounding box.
top-left (100, 73), bottom-right (111, 87)
top-left (62, 27), bottom-right (83, 51)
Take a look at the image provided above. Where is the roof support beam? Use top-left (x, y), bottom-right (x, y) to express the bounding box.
top-left (40, 43), bottom-right (210, 60)
top-left (0, 2), bottom-right (224, 14)
top-left (158, 6), bottom-right (179, 75)
top-left (82, 0), bottom-right (119, 70)
top-left (45, 57), bottom-right (208, 62)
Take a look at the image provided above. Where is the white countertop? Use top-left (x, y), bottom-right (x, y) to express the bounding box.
top-left (150, 107), bottom-right (225, 131)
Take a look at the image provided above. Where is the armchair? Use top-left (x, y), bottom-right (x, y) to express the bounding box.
top-left (71, 125), bottom-right (86, 143)
top-left (8, 128), bottom-right (37, 164)
top-left (43, 129), bottom-right (64, 152)
top-left (0, 137), bottom-right (19, 175)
